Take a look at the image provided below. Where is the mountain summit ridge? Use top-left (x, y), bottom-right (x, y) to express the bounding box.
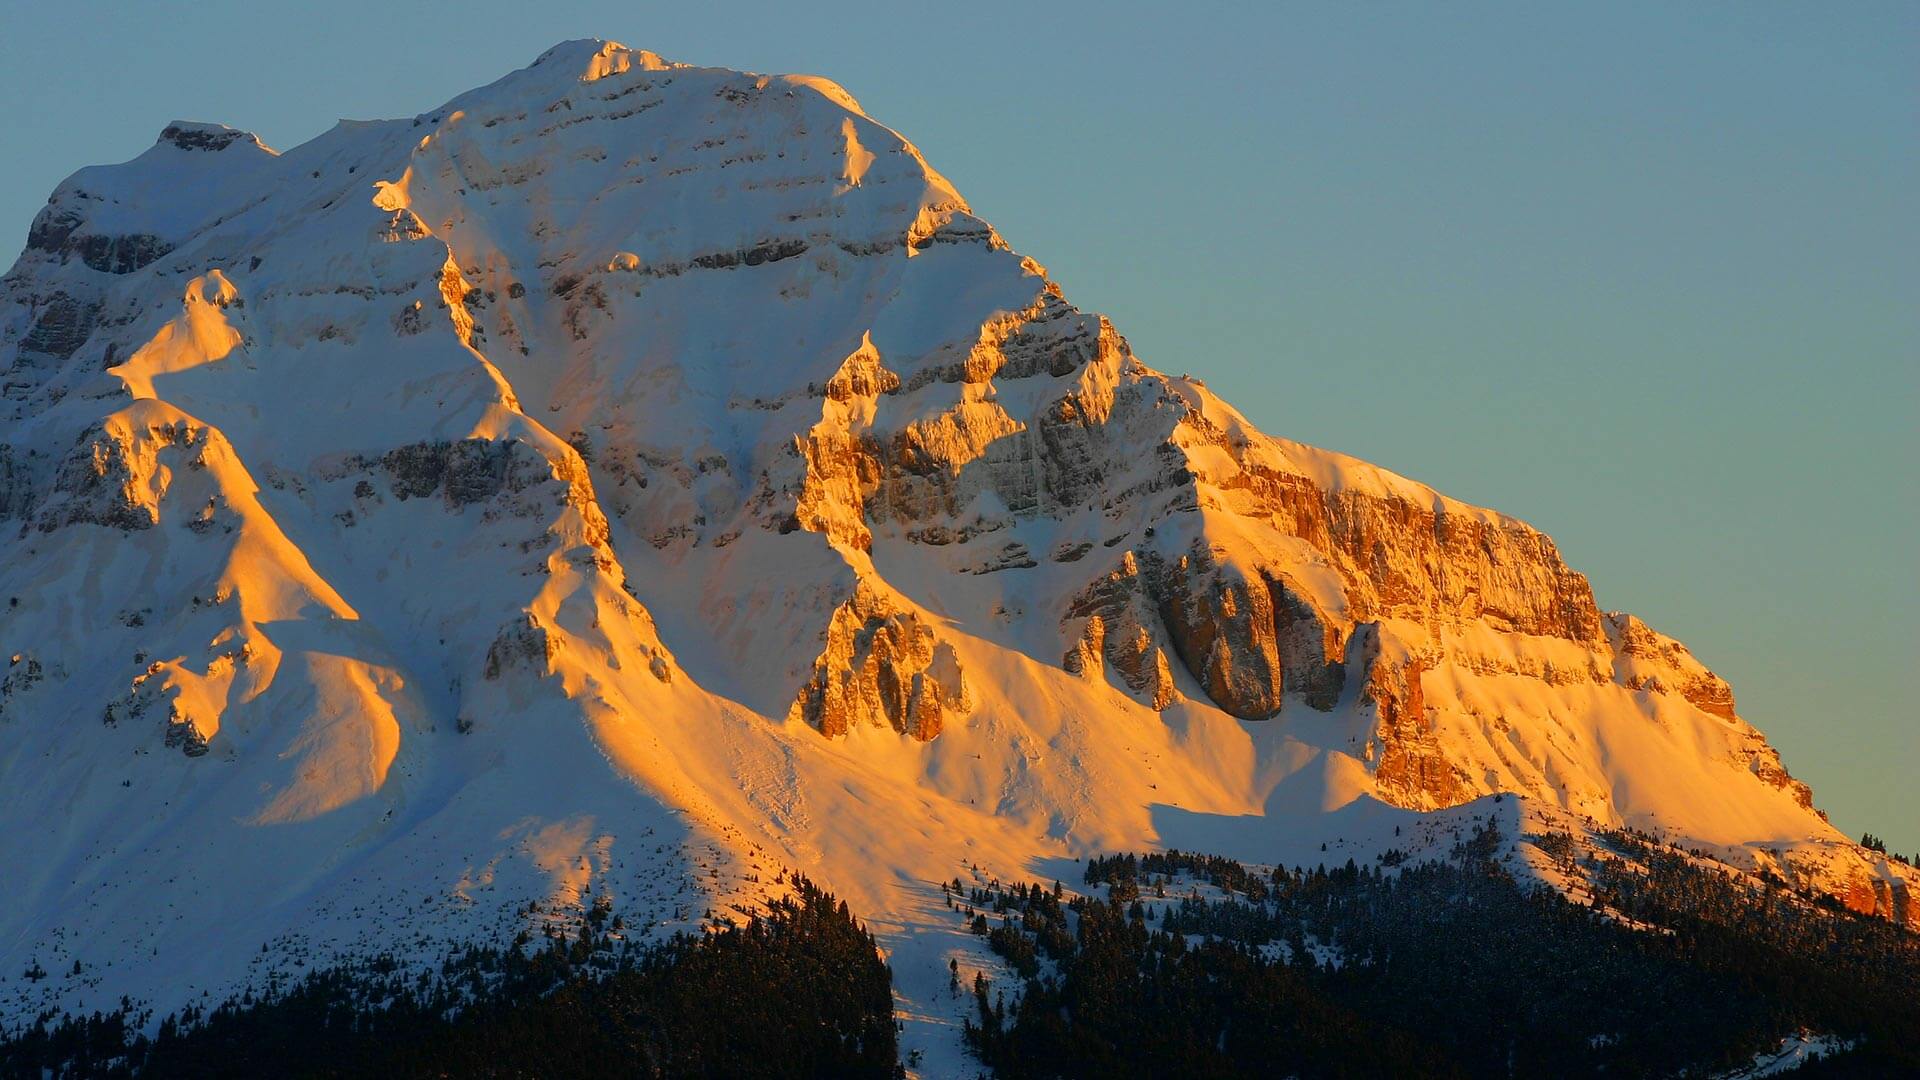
top-left (0, 40), bottom-right (1909, 1053)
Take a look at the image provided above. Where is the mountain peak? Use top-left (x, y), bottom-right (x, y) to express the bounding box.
top-left (0, 41), bottom-right (1910, 1060)
top-left (155, 120), bottom-right (272, 154)
top-left (530, 37), bottom-right (673, 82)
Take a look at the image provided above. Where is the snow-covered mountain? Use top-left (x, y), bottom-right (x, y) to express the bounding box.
top-left (1, 38), bottom-right (1909, 1058)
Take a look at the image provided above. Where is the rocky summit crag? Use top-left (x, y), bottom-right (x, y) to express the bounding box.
top-left (0, 39), bottom-right (1910, 1063)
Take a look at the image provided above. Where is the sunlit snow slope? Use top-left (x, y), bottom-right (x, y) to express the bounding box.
top-left (1, 39), bottom-right (1909, 1045)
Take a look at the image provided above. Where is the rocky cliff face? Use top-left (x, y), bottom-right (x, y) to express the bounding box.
top-left (789, 581), bottom-right (970, 740)
top-left (0, 39), bottom-right (1907, 1038)
top-left (1061, 551), bottom-right (1178, 711)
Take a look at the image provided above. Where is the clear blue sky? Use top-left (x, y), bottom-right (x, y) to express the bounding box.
top-left (3, 2), bottom-right (1913, 852)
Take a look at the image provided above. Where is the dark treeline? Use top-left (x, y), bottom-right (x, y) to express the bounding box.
top-left (960, 825), bottom-right (1920, 1079)
top-left (1, 876), bottom-right (899, 1080)
top-left (1858, 832), bottom-right (1914, 866)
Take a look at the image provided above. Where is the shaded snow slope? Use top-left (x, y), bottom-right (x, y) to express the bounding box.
top-left (1, 38), bottom-right (1910, 1064)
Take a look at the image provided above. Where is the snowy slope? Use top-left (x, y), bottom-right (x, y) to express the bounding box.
top-left (1, 39), bottom-right (1910, 1064)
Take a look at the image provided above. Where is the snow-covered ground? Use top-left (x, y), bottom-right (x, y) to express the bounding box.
top-left (1711, 1033), bottom-right (1856, 1079)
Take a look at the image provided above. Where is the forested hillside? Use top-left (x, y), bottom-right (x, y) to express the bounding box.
top-left (1, 877), bottom-right (898, 1079)
top-left (958, 827), bottom-right (1920, 1078)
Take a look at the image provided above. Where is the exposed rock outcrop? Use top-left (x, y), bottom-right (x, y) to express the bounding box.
top-left (1351, 625), bottom-right (1465, 809)
top-left (112, 657), bottom-right (224, 758)
top-left (0, 444), bottom-right (32, 520)
top-left (359, 436), bottom-right (611, 549)
top-left (1062, 552), bottom-right (1178, 710)
top-left (1266, 573), bottom-right (1347, 710)
top-left (18, 290), bottom-right (102, 360)
top-left (162, 710), bottom-right (212, 757)
top-left (727, 267), bottom-right (1605, 735)
top-left (1150, 549), bottom-right (1285, 721)
top-left (1064, 546), bottom-right (1348, 721)
top-left (25, 203), bottom-right (174, 275)
top-left (790, 582), bottom-right (969, 740)
top-left (1181, 408), bottom-right (1608, 647)
top-left (483, 612), bottom-right (560, 681)
top-left (156, 121), bottom-right (265, 154)
top-left (1605, 612), bottom-right (1813, 807)
top-left (1608, 612), bottom-right (1737, 718)
top-left (1745, 746), bottom-right (1816, 810)
top-left (0, 652), bottom-right (45, 723)
top-left (34, 414), bottom-right (210, 533)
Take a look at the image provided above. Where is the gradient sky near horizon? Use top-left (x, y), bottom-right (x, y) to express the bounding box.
top-left (2, 2), bottom-right (1913, 852)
